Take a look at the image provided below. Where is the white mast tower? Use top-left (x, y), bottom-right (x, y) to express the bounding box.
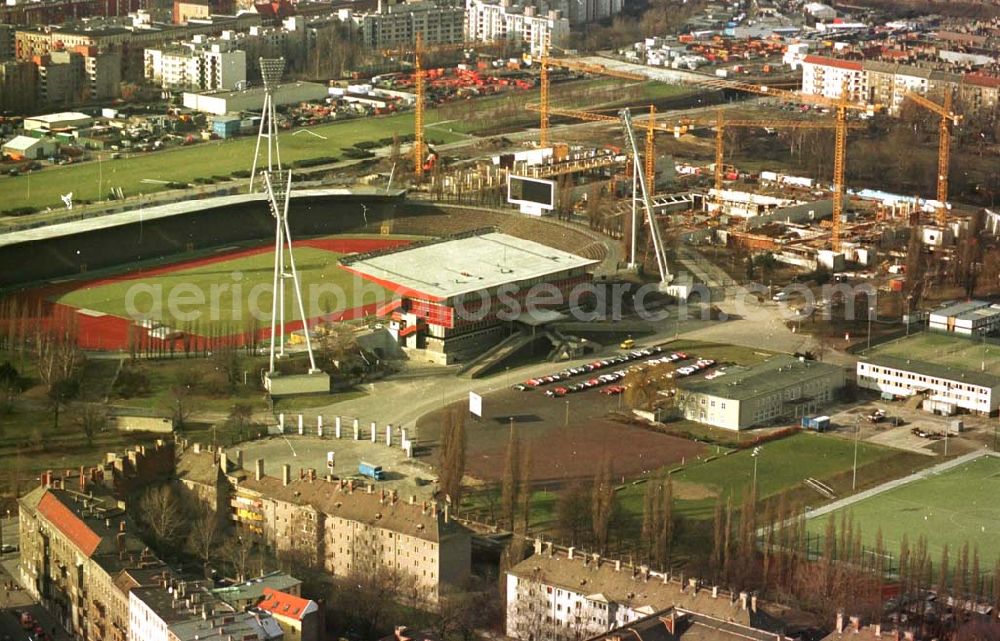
top-left (252, 57), bottom-right (324, 392)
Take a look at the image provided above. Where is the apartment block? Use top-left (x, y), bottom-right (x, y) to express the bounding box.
top-left (0, 60), bottom-right (38, 113)
top-left (465, 0), bottom-right (569, 56)
top-left (800, 55), bottom-right (867, 103)
top-left (232, 461), bottom-right (471, 604)
top-left (359, 0), bottom-right (465, 50)
top-left (505, 541), bottom-right (765, 640)
top-left (144, 41), bottom-right (246, 91)
top-left (18, 478), bottom-right (166, 641)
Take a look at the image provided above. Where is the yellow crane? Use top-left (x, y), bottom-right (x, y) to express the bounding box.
top-left (903, 90), bottom-right (962, 227)
top-left (537, 48), bottom-right (646, 147)
top-left (382, 37), bottom-right (501, 180)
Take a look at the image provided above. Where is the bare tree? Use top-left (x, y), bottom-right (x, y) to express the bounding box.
top-left (138, 484), bottom-right (186, 549)
top-left (438, 409), bottom-right (466, 506)
top-left (188, 506), bottom-right (222, 578)
top-left (591, 456), bottom-right (615, 553)
top-left (74, 404), bottom-right (107, 446)
top-left (224, 530), bottom-right (260, 583)
top-left (556, 481), bottom-right (591, 546)
top-left (500, 428), bottom-right (521, 530)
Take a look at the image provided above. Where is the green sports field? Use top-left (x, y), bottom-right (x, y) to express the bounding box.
top-left (617, 432), bottom-right (911, 520)
top-left (806, 455), bottom-right (1000, 567)
top-left (866, 332), bottom-right (1000, 377)
top-left (57, 246), bottom-right (394, 329)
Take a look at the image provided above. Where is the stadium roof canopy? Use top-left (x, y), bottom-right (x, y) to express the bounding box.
top-left (342, 232), bottom-right (598, 302)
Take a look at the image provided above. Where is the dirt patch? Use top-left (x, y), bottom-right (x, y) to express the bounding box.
top-left (671, 479), bottom-right (719, 501)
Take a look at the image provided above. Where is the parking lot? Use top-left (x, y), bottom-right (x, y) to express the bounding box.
top-left (419, 344), bottom-right (725, 486)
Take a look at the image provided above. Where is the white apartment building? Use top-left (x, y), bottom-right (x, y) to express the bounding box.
top-left (360, 0), bottom-right (465, 49)
top-left (857, 356), bottom-right (1000, 415)
top-left (144, 41), bottom-right (246, 91)
top-left (465, 0), bottom-right (569, 56)
top-left (800, 55), bottom-right (867, 102)
top-left (505, 543), bottom-right (757, 640)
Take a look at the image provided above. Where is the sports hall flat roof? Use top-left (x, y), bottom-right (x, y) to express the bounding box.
top-left (341, 232), bottom-right (597, 302)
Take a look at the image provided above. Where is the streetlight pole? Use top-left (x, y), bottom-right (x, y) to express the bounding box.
top-left (564, 399), bottom-right (570, 427)
top-left (852, 417), bottom-right (860, 491)
top-left (751, 446), bottom-right (761, 495)
top-left (867, 306), bottom-right (874, 351)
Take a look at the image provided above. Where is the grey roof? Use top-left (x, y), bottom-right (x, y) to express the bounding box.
top-left (862, 354), bottom-right (1000, 389)
top-left (678, 355), bottom-right (843, 401)
top-left (929, 300), bottom-right (1000, 322)
top-left (212, 572), bottom-right (302, 605)
top-left (341, 231), bottom-right (597, 301)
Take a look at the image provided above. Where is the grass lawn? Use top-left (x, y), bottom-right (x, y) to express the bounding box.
top-left (865, 332), bottom-right (1000, 377)
top-left (0, 109), bottom-right (459, 211)
top-left (57, 246), bottom-right (393, 328)
top-left (805, 455), bottom-right (1000, 568)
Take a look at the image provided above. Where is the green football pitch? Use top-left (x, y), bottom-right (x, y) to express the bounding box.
top-left (806, 455), bottom-right (1000, 567)
top-left (57, 246), bottom-right (395, 329)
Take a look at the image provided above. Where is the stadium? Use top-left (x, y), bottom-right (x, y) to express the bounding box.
top-left (0, 188), bottom-right (609, 353)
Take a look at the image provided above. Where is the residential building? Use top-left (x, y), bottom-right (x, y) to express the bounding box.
top-left (857, 354), bottom-right (1000, 416)
top-left (257, 587), bottom-right (320, 641)
top-left (505, 542), bottom-right (769, 640)
top-left (0, 60), bottom-right (38, 113)
top-left (928, 301), bottom-right (1000, 336)
top-left (80, 46), bottom-right (122, 101)
top-left (231, 461), bottom-right (471, 604)
top-left (557, 0), bottom-right (623, 26)
top-left (800, 55), bottom-right (867, 103)
top-left (588, 607), bottom-right (795, 641)
top-left (211, 572), bottom-right (303, 610)
top-left (0, 24), bottom-right (15, 61)
top-left (175, 443), bottom-right (237, 518)
top-left (959, 73), bottom-right (1000, 114)
top-left (862, 60), bottom-right (959, 116)
top-left (465, 0), bottom-right (569, 56)
top-left (173, 0), bottom-right (211, 24)
top-left (2, 135), bottom-right (57, 160)
top-left (18, 478), bottom-right (166, 641)
top-left (359, 0), bottom-right (465, 50)
top-left (128, 580), bottom-right (281, 641)
top-left (36, 50), bottom-right (85, 106)
top-left (676, 355), bottom-right (845, 431)
top-left (144, 41), bottom-right (246, 91)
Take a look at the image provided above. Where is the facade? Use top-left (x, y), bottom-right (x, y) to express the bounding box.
top-left (465, 0), bottom-right (569, 56)
top-left (857, 355), bottom-right (1000, 415)
top-left (18, 481), bottom-right (165, 641)
top-left (257, 587), bottom-right (320, 641)
top-left (144, 42), bottom-right (246, 91)
top-left (0, 60), bottom-right (37, 112)
top-left (231, 462), bottom-right (471, 604)
top-left (928, 300), bottom-right (1000, 336)
top-left (800, 55), bottom-right (867, 103)
top-left (36, 50), bottom-right (85, 105)
top-left (359, 0), bottom-right (465, 50)
top-left (341, 231), bottom-right (597, 364)
top-left (677, 355), bottom-right (845, 431)
top-left (801, 54), bottom-right (1000, 116)
top-left (505, 543), bottom-right (764, 640)
top-left (0, 24), bottom-right (14, 60)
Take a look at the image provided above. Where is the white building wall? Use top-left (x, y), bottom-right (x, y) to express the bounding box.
top-left (128, 592), bottom-right (170, 641)
top-left (465, 0), bottom-right (569, 55)
top-left (801, 59), bottom-right (867, 102)
top-left (505, 572), bottom-right (625, 639)
top-left (856, 361), bottom-right (999, 414)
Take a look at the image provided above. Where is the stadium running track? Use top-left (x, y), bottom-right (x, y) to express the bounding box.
top-left (15, 238), bottom-right (411, 351)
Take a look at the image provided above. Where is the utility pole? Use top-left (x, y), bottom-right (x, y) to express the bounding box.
top-left (852, 416), bottom-right (860, 491)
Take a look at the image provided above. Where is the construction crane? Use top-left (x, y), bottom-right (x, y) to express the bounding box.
top-left (903, 90), bottom-right (962, 227)
top-left (537, 47), bottom-right (646, 147)
top-left (382, 36), bottom-right (501, 180)
top-left (621, 107), bottom-right (672, 289)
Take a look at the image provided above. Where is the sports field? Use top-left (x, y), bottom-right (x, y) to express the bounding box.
top-left (867, 332), bottom-right (1000, 376)
top-left (56, 240), bottom-right (398, 331)
top-left (806, 455), bottom-right (1000, 567)
top-left (616, 432), bottom-right (909, 520)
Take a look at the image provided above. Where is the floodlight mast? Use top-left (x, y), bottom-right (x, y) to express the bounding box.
top-left (250, 57), bottom-right (285, 192)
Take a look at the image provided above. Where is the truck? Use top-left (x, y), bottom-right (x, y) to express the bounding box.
top-left (801, 415), bottom-right (830, 432)
top-left (358, 461), bottom-right (385, 481)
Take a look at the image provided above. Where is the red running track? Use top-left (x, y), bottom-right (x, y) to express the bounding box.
top-left (16, 237), bottom-right (412, 351)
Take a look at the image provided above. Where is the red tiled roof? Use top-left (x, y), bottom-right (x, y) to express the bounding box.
top-left (37, 492), bottom-right (101, 557)
top-left (964, 73), bottom-right (1000, 89)
top-left (258, 588), bottom-right (314, 622)
top-left (802, 55), bottom-right (863, 71)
